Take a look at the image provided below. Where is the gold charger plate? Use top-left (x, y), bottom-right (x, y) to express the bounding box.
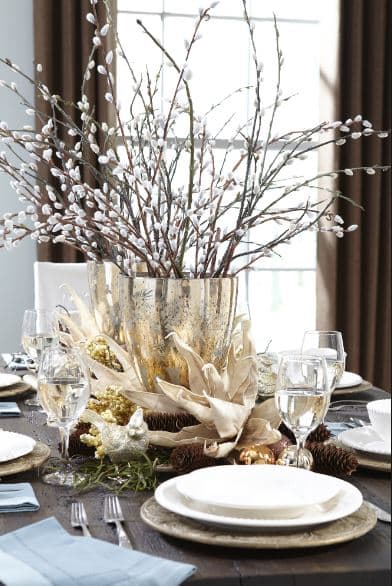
top-left (140, 499), bottom-right (376, 549)
top-left (333, 380), bottom-right (372, 396)
top-left (332, 440), bottom-right (391, 472)
top-left (356, 453), bottom-right (391, 472)
top-left (0, 441), bottom-right (51, 477)
top-left (0, 381), bottom-right (32, 399)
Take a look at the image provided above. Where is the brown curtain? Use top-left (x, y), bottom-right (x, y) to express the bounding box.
top-left (319, 0), bottom-right (391, 391)
top-left (34, 0), bottom-right (116, 262)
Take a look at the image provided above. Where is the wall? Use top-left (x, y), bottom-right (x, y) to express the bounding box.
top-left (0, 0), bottom-right (35, 352)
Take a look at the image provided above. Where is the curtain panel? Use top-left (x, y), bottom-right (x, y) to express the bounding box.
top-left (33, 0), bottom-right (116, 262)
top-left (318, 0), bottom-right (391, 391)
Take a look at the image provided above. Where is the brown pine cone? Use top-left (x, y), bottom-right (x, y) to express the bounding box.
top-left (307, 423), bottom-right (332, 443)
top-left (67, 422), bottom-right (95, 457)
top-left (307, 442), bottom-right (358, 476)
top-left (279, 423), bottom-right (331, 445)
top-left (278, 422), bottom-right (295, 443)
top-left (145, 412), bottom-right (199, 433)
top-left (169, 443), bottom-right (220, 475)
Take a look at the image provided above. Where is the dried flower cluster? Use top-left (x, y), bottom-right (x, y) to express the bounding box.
top-left (86, 385), bottom-right (136, 426)
top-left (0, 0), bottom-right (390, 277)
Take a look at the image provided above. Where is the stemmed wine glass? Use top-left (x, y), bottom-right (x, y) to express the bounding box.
top-left (37, 345), bottom-right (91, 485)
top-left (21, 309), bottom-right (58, 407)
top-left (275, 354), bottom-right (329, 469)
top-left (302, 330), bottom-right (345, 392)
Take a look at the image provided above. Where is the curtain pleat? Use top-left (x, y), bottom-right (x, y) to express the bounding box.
top-left (33, 0), bottom-right (116, 262)
top-left (334, 0), bottom-right (391, 390)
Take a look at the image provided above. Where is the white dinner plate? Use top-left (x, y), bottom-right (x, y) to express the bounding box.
top-left (0, 431), bottom-right (36, 463)
top-left (155, 476), bottom-right (363, 530)
top-left (338, 426), bottom-right (391, 457)
top-left (335, 372), bottom-right (363, 389)
top-left (0, 373), bottom-right (21, 389)
top-left (176, 466), bottom-right (341, 519)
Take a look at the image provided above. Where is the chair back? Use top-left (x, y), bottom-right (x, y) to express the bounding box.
top-left (33, 261), bottom-right (89, 312)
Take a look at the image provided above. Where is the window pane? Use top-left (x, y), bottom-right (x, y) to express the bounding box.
top-left (251, 20), bottom-right (320, 132)
top-left (163, 16), bottom-right (250, 137)
top-left (164, 0), bottom-right (244, 17)
top-left (245, 269), bottom-right (316, 352)
top-left (250, 0), bottom-right (320, 21)
top-left (118, 0), bottom-right (163, 13)
top-left (117, 14), bottom-right (163, 119)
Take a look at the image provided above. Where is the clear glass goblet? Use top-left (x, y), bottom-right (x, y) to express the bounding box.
top-left (21, 309), bottom-right (58, 407)
top-left (302, 330), bottom-right (345, 392)
top-left (37, 345), bottom-right (91, 485)
top-left (275, 353), bottom-right (329, 469)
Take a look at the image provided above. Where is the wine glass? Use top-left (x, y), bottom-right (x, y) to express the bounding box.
top-left (275, 354), bottom-right (329, 469)
top-left (302, 330), bottom-right (345, 392)
top-left (21, 309), bottom-right (58, 407)
top-left (37, 346), bottom-right (91, 485)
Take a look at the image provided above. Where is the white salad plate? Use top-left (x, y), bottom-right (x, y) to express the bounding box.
top-left (155, 475), bottom-right (363, 530)
top-left (338, 426), bottom-right (391, 457)
top-left (0, 431), bottom-right (36, 463)
top-left (0, 373), bottom-right (21, 389)
top-left (335, 372), bottom-right (363, 389)
top-left (176, 465), bottom-right (341, 519)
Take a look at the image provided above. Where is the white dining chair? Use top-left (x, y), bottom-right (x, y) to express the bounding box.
top-left (33, 261), bottom-right (89, 312)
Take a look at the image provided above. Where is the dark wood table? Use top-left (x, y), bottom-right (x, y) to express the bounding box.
top-left (0, 384), bottom-right (390, 586)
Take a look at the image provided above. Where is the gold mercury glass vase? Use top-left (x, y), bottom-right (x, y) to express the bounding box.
top-left (87, 261), bottom-right (125, 345)
top-left (119, 276), bottom-right (238, 392)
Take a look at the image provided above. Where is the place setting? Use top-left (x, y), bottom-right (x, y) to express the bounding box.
top-left (0, 372), bottom-right (33, 400)
top-left (141, 465), bottom-right (375, 549)
top-left (335, 399), bottom-right (391, 472)
top-left (140, 351), bottom-right (379, 549)
top-left (0, 429), bottom-right (50, 478)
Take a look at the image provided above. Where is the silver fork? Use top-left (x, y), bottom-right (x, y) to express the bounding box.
top-left (71, 501), bottom-right (92, 537)
top-left (104, 495), bottom-right (133, 549)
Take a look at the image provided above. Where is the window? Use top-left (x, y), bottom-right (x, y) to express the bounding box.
top-left (116, 0), bottom-right (320, 351)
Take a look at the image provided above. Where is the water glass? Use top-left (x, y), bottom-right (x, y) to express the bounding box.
top-left (37, 346), bottom-right (91, 485)
top-left (21, 309), bottom-right (58, 406)
top-left (275, 353), bottom-right (329, 469)
top-left (302, 330), bottom-right (345, 391)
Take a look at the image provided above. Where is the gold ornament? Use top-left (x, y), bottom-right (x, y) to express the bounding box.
top-left (276, 445), bottom-right (313, 470)
top-left (239, 444), bottom-right (275, 465)
top-left (81, 407), bottom-right (149, 463)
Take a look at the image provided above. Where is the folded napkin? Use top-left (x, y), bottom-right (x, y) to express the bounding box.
top-left (0, 483), bottom-right (39, 513)
top-left (0, 517), bottom-right (196, 586)
top-left (0, 402), bottom-right (21, 417)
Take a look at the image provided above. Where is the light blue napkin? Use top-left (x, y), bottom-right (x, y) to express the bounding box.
top-left (0, 517), bottom-right (196, 586)
top-left (327, 422), bottom-right (362, 436)
top-left (0, 483), bottom-right (39, 513)
top-left (0, 402), bottom-right (21, 417)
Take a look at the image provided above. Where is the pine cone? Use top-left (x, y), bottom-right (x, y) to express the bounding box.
top-left (67, 422), bottom-right (95, 457)
top-left (169, 443), bottom-right (220, 474)
top-left (307, 442), bottom-right (358, 476)
top-left (279, 422), bottom-right (331, 445)
top-left (278, 422), bottom-right (295, 443)
top-left (307, 423), bottom-right (331, 443)
top-left (145, 412), bottom-right (199, 433)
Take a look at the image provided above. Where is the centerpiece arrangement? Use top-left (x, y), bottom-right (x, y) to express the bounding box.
top-left (0, 0), bottom-right (389, 490)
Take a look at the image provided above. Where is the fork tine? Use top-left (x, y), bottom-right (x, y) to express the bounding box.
top-left (76, 502), bottom-right (82, 524)
top-left (109, 495), bottom-right (115, 518)
top-left (71, 502), bottom-right (76, 524)
top-left (113, 496), bottom-right (123, 519)
top-left (104, 495), bottom-right (109, 520)
top-left (80, 502), bottom-right (88, 525)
